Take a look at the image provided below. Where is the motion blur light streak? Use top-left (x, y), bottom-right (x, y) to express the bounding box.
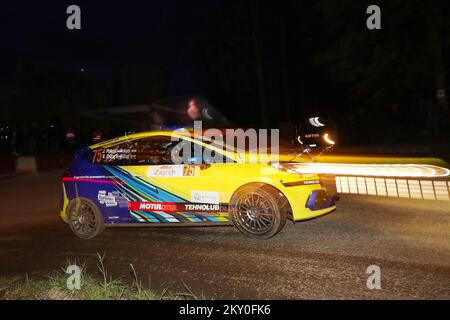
top-left (272, 163), bottom-right (450, 178)
top-left (323, 133), bottom-right (336, 145)
top-left (308, 117), bottom-right (325, 127)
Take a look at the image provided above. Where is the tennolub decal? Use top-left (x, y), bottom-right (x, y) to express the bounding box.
top-left (129, 202), bottom-right (222, 213)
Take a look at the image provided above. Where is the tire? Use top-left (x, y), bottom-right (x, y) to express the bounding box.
top-left (67, 197), bottom-right (105, 239)
top-left (229, 184), bottom-right (288, 239)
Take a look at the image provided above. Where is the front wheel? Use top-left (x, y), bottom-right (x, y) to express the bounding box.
top-left (229, 184), bottom-right (287, 239)
top-left (67, 198), bottom-right (105, 239)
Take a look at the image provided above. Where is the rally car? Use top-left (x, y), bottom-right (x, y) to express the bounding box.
top-left (60, 130), bottom-right (336, 239)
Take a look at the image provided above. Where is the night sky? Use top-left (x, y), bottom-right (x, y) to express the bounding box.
top-left (1, 1), bottom-right (221, 93)
top-left (1, 1), bottom-right (449, 144)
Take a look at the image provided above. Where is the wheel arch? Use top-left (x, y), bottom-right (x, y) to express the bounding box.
top-left (66, 196), bottom-right (106, 239)
top-left (66, 196), bottom-right (107, 224)
top-left (230, 182), bottom-right (294, 221)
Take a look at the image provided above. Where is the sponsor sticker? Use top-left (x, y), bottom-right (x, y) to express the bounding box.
top-left (191, 191), bottom-right (220, 204)
top-left (97, 190), bottom-right (118, 207)
top-left (303, 180), bottom-right (320, 185)
top-left (128, 202), bottom-right (222, 213)
top-left (147, 165), bottom-right (197, 178)
top-left (184, 203), bottom-right (220, 212)
top-left (92, 148), bottom-right (137, 163)
top-left (97, 190), bottom-right (128, 207)
top-left (129, 202), bottom-right (177, 212)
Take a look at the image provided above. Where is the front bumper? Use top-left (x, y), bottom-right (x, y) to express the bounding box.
top-left (306, 190), bottom-right (336, 211)
top-left (280, 183), bottom-right (337, 222)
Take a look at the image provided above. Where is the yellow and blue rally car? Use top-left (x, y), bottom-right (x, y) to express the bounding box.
top-left (60, 130), bottom-right (336, 239)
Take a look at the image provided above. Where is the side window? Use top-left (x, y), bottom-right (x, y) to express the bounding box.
top-left (91, 136), bottom-right (235, 165)
top-left (91, 136), bottom-right (177, 166)
top-left (173, 140), bottom-right (235, 164)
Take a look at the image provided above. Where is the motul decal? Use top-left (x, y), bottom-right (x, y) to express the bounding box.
top-left (129, 202), bottom-right (177, 212)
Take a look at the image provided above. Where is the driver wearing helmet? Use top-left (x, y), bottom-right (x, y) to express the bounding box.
top-left (186, 98), bottom-right (203, 121)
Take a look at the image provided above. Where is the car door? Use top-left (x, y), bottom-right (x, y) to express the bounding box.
top-left (117, 135), bottom-right (223, 223)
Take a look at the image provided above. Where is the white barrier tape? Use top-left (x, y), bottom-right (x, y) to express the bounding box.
top-left (335, 176), bottom-right (450, 201)
top-left (286, 163), bottom-right (450, 178)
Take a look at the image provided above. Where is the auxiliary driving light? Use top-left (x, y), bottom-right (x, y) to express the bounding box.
top-left (323, 133), bottom-right (335, 146)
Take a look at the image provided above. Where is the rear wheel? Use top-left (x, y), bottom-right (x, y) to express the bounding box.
top-left (229, 184), bottom-right (288, 239)
top-left (67, 198), bottom-right (105, 239)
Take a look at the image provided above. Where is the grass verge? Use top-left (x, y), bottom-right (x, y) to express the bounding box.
top-left (0, 254), bottom-right (200, 300)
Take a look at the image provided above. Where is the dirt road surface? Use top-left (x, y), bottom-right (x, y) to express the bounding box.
top-left (1, 173), bottom-right (449, 299)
